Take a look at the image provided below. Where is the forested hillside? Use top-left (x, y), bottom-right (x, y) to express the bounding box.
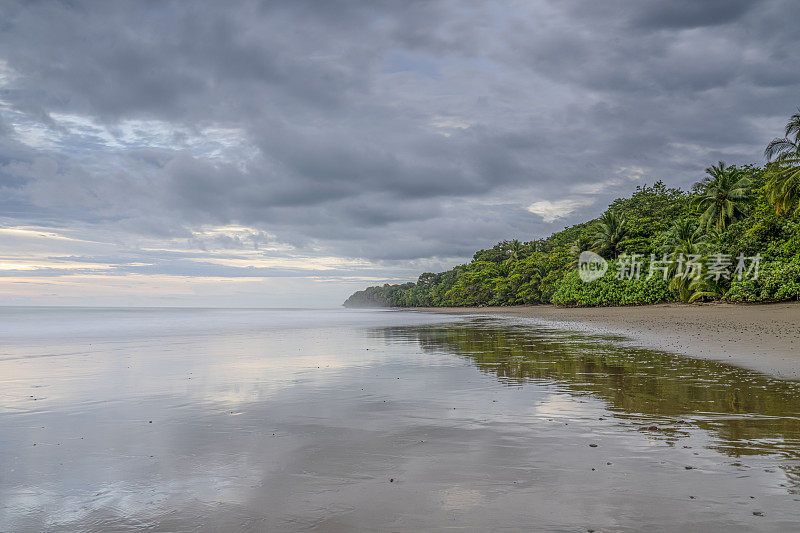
top-left (344, 112), bottom-right (800, 308)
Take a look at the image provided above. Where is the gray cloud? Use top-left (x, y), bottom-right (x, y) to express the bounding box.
top-left (630, 0), bottom-right (761, 29)
top-left (0, 0), bottom-right (798, 301)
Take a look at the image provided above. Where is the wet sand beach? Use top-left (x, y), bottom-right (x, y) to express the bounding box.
top-left (410, 302), bottom-right (800, 380)
top-left (2, 307), bottom-right (800, 531)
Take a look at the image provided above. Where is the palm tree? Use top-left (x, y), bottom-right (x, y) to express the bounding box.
top-left (505, 239), bottom-right (523, 264)
top-left (692, 162), bottom-right (752, 231)
top-left (661, 218), bottom-right (699, 254)
top-left (698, 225), bottom-right (725, 252)
top-left (666, 240), bottom-right (707, 302)
top-left (591, 211), bottom-right (627, 258)
top-left (568, 233), bottom-right (594, 267)
top-left (687, 277), bottom-right (725, 303)
top-left (659, 219), bottom-right (716, 302)
top-left (764, 110), bottom-right (800, 215)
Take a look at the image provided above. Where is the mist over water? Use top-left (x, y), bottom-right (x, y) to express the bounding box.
top-left (1, 308), bottom-right (799, 531)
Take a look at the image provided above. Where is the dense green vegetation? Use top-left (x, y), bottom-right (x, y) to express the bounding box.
top-left (344, 112), bottom-right (800, 308)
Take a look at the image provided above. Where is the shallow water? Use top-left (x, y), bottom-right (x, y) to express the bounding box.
top-left (1, 307), bottom-right (799, 531)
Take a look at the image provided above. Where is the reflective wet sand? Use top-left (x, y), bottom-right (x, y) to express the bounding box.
top-left (1, 308), bottom-right (799, 531)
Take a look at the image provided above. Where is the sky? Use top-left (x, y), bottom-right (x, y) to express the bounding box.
top-left (0, 0), bottom-right (798, 307)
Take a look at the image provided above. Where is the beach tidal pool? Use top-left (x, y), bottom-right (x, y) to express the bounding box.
top-left (1, 308), bottom-right (799, 532)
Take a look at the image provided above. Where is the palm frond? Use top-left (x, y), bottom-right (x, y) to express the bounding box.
top-left (765, 138), bottom-right (796, 160)
top-left (784, 111), bottom-right (800, 140)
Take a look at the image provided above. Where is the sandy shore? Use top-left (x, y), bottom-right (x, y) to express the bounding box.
top-left (410, 302), bottom-right (800, 380)
top-left (7, 307), bottom-right (800, 530)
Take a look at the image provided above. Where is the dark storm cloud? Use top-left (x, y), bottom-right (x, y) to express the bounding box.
top-left (630, 0), bottom-right (760, 29)
top-left (0, 0), bottom-right (799, 269)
